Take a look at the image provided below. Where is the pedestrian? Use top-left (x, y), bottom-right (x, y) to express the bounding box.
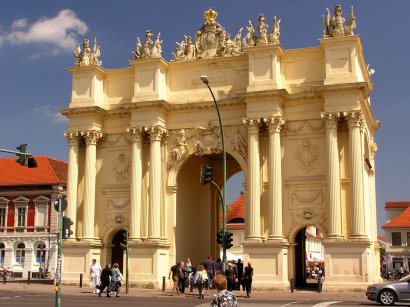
top-left (214, 258), bottom-right (223, 276)
top-left (98, 264), bottom-right (112, 297)
top-left (186, 257), bottom-right (193, 291)
top-left (195, 264), bottom-right (208, 299)
top-left (210, 274), bottom-right (238, 307)
top-left (398, 266), bottom-right (404, 278)
top-left (205, 256), bottom-right (215, 289)
top-left (111, 263), bottom-right (122, 297)
top-left (236, 259), bottom-right (243, 291)
top-left (168, 262), bottom-right (180, 296)
top-left (90, 259), bottom-right (102, 294)
top-left (178, 260), bottom-right (187, 294)
top-left (243, 261), bottom-right (253, 298)
top-left (225, 262), bottom-right (236, 292)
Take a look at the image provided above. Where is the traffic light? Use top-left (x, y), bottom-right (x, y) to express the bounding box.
top-left (200, 164), bottom-right (213, 185)
top-left (15, 144), bottom-right (37, 168)
top-left (224, 231), bottom-right (233, 249)
top-left (216, 231), bottom-right (223, 244)
top-left (62, 217), bottom-right (74, 239)
top-left (120, 231), bottom-right (128, 249)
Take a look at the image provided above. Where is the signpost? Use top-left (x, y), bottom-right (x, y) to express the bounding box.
top-left (54, 196), bottom-right (67, 307)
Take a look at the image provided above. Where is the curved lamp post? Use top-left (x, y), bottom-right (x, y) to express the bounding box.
top-left (200, 75), bottom-right (227, 270)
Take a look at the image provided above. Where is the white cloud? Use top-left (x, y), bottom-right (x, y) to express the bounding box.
top-left (34, 105), bottom-right (67, 123)
top-left (0, 9), bottom-right (88, 54)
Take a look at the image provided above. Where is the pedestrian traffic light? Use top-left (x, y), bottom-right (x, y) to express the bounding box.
top-left (120, 231), bottom-right (128, 249)
top-left (224, 231), bottom-right (233, 249)
top-left (62, 217), bottom-right (74, 239)
top-left (15, 144), bottom-right (37, 168)
top-left (200, 164), bottom-right (213, 185)
top-left (217, 231), bottom-right (223, 244)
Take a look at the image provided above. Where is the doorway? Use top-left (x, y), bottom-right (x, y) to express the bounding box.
top-left (111, 230), bottom-right (126, 272)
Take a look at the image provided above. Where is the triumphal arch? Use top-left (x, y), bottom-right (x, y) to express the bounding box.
top-left (61, 6), bottom-right (381, 290)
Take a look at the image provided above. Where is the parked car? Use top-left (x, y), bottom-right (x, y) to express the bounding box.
top-left (366, 274), bottom-right (410, 305)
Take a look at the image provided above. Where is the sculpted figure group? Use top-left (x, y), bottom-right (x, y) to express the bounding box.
top-left (74, 6), bottom-right (358, 65)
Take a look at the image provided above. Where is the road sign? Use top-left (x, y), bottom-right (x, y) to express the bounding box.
top-left (54, 197), bottom-right (67, 212)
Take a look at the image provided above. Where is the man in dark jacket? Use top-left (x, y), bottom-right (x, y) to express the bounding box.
top-left (98, 264), bottom-right (112, 297)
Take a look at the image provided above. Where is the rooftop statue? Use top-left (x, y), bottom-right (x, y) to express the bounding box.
top-left (323, 5), bottom-right (356, 38)
top-left (74, 38), bottom-right (102, 67)
top-left (243, 14), bottom-right (281, 47)
top-left (133, 30), bottom-right (163, 60)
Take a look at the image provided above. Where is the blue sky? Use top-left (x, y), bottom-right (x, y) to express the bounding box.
top-left (0, 1), bottom-right (409, 235)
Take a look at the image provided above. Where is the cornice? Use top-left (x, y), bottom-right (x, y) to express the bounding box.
top-left (60, 106), bottom-right (106, 117)
top-left (313, 82), bottom-right (371, 99)
top-left (67, 65), bottom-right (106, 75)
top-left (237, 88), bottom-right (289, 101)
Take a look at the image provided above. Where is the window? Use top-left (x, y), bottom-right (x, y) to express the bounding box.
top-left (0, 207), bottom-right (6, 232)
top-left (15, 243), bottom-right (25, 265)
top-left (35, 242), bottom-right (46, 265)
top-left (35, 204), bottom-right (47, 230)
top-left (0, 243), bottom-right (4, 267)
top-left (392, 232), bottom-right (402, 246)
top-left (16, 208), bottom-right (26, 227)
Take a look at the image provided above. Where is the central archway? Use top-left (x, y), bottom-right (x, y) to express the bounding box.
top-left (175, 152), bottom-right (241, 266)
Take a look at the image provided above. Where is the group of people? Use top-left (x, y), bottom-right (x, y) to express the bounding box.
top-left (169, 256), bottom-right (254, 302)
top-left (89, 259), bottom-right (123, 298)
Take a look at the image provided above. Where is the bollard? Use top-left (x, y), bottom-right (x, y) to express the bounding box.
top-left (28, 271), bottom-right (31, 284)
top-left (317, 276), bottom-right (322, 293)
top-left (79, 273), bottom-right (83, 288)
top-left (162, 276), bottom-right (166, 292)
top-left (290, 277), bottom-right (294, 293)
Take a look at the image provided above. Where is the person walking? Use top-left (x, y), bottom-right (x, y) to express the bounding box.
top-left (243, 261), bottom-right (253, 298)
top-left (214, 258), bottom-right (223, 276)
top-left (205, 256), bottom-right (215, 289)
top-left (225, 262), bottom-right (236, 292)
top-left (111, 263), bottom-right (122, 297)
top-left (236, 259), bottom-right (244, 291)
top-left (178, 260), bottom-right (187, 294)
top-left (195, 264), bottom-right (208, 299)
top-left (168, 262), bottom-right (180, 296)
top-left (90, 259), bottom-right (102, 294)
top-left (210, 274), bottom-right (238, 307)
top-left (98, 264), bottom-right (112, 297)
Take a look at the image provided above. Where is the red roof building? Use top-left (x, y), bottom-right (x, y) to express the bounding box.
top-left (382, 201), bottom-right (410, 272)
top-left (0, 156), bottom-right (67, 278)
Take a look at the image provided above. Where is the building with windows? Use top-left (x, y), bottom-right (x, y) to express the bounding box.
top-left (383, 202), bottom-right (410, 272)
top-left (0, 156), bottom-right (67, 277)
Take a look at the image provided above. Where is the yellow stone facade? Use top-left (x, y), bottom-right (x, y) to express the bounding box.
top-left (61, 8), bottom-right (380, 290)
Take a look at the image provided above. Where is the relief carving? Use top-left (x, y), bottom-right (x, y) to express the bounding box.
top-left (287, 209), bottom-right (327, 237)
top-left (112, 153), bottom-right (130, 183)
top-left (294, 139), bottom-right (319, 173)
top-left (291, 190), bottom-right (323, 204)
top-left (108, 198), bottom-right (130, 209)
top-left (284, 121), bottom-right (325, 135)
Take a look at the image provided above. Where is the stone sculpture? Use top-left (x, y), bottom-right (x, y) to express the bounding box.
top-left (323, 5), bottom-right (356, 37)
top-left (74, 38), bottom-right (102, 67)
top-left (133, 30), bottom-right (163, 59)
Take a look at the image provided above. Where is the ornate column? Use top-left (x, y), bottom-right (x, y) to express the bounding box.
top-left (321, 112), bottom-right (343, 239)
top-left (147, 126), bottom-right (165, 241)
top-left (243, 118), bottom-right (262, 241)
top-left (346, 111), bottom-right (367, 239)
top-left (64, 131), bottom-right (80, 238)
top-left (266, 117), bottom-right (285, 241)
top-left (127, 127), bottom-right (144, 242)
top-left (81, 130), bottom-right (103, 240)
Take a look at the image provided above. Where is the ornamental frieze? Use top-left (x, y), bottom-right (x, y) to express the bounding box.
top-left (284, 120), bottom-right (325, 135)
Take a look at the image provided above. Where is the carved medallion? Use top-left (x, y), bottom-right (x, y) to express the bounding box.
top-left (112, 153), bottom-right (130, 183)
top-left (294, 139), bottom-right (319, 173)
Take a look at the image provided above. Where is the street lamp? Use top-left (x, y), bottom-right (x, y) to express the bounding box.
top-left (200, 75), bottom-right (227, 271)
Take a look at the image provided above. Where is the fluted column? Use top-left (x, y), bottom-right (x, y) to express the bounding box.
top-left (266, 117), bottom-right (285, 241)
top-left (81, 130), bottom-right (103, 240)
top-left (147, 126), bottom-right (165, 241)
top-left (321, 112), bottom-right (343, 239)
top-left (64, 131), bottom-right (80, 238)
top-left (346, 111), bottom-right (367, 239)
top-left (243, 118), bottom-right (261, 241)
top-left (127, 127), bottom-right (144, 242)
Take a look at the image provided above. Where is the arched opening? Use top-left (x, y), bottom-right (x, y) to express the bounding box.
top-left (175, 152), bottom-right (241, 265)
top-left (111, 230), bottom-right (126, 272)
top-left (294, 226), bottom-right (325, 290)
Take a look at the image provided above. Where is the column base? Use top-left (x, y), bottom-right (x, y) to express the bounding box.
top-left (267, 235), bottom-right (286, 242)
top-left (245, 236), bottom-right (263, 242)
top-left (349, 234), bottom-right (369, 241)
top-left (325, 235), bottom-right (344, 241)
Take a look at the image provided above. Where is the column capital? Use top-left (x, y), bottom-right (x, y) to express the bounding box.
top-left (81, 130), bottom-right (104, 145)
top-left (243, 118), bottom-right (260, 134)
top-left (265, 117), bottom-right (285, 133)
top-left (64, 131), bottom-right (81, 146)
top-left (321, 112), bottom-right (340, 129)
top-left (147, 126), bottom-right (167, 141)
top-left (127, 127), bottom-right (145, 142)
top-left (344, 111), bottom-right (364, 128)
